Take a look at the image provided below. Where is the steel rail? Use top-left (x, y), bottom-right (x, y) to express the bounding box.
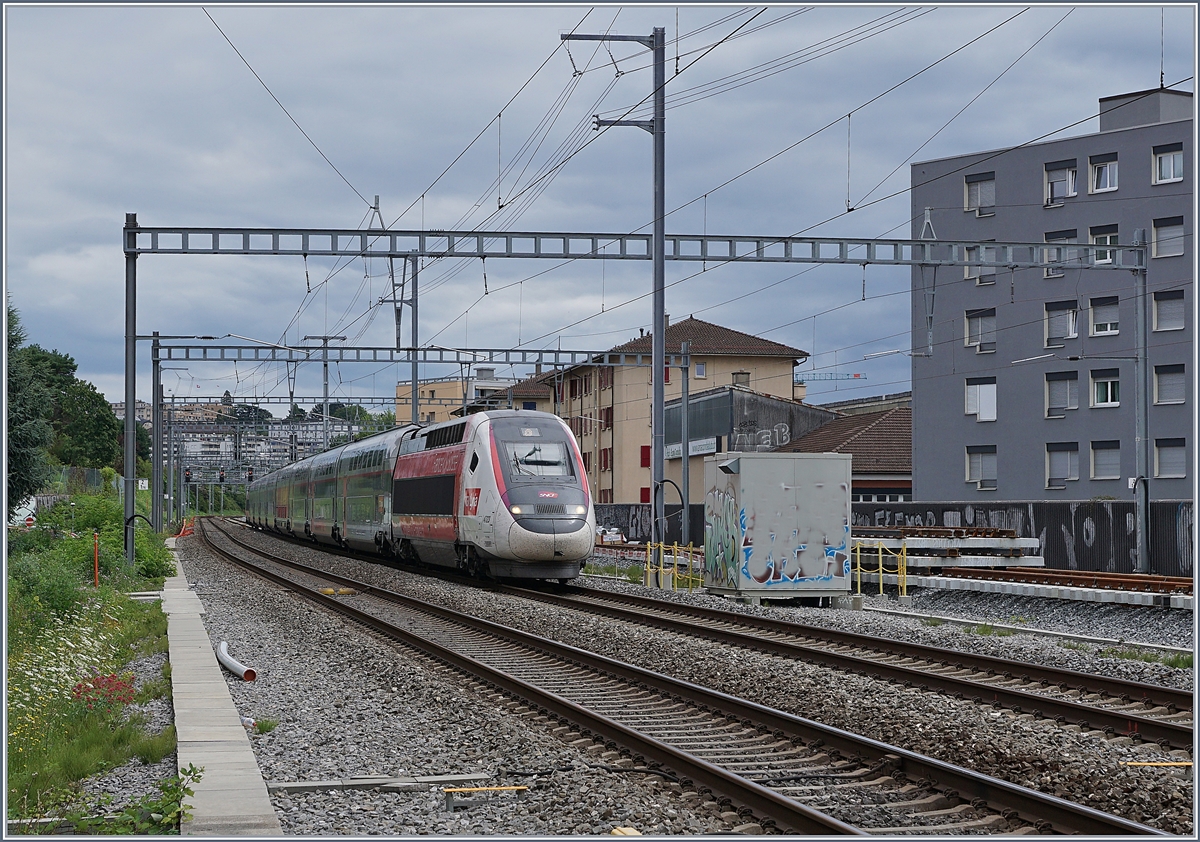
top-left (535, 584), bottom-right (1194, 711)
top-left (195, 521), bottom-right (860, 834)
top-left (199, 519), bottom-right (1165, 836)
top-left (496, 586), bottom-right (1192, 751)
top-left (938, 567), bottom-right (1194, 595)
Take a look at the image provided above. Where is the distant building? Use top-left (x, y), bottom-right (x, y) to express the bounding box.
top-left (395, 369), bottom-right (521, 424)
top-left (555, 316), bottom-right (811, 504)
top-left (816, 391), bottom-right (912, 417)
top-left (910, 88), bottom-right (1191, 501)
top-left (779, 407), bottom-right (912, 502)
top-left (110, 399), bottom-right (153, 423)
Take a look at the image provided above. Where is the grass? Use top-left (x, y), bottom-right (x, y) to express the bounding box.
top-left (1099, 647), bottom-right (1193, 670)
top-left (920, 616), bottom-right (944, 627)
top-left (7, 495), bottom-right (181, 822)
top-left (254, 718), bottom-right (279, 735)
top-left (1059, 639), bottom-right (1090, 651)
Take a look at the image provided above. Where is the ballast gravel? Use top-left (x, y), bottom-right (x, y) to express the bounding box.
top-left (84, 526), bottom-right (1192, 835)
top-left (218, 527), bottom-right (1192, 835)
top-left (175, 537), bottom-right (726, 836)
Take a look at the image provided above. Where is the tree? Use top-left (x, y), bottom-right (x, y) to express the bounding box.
top-left (233, 404), bottom-right (273, 426)
top-left (6, 304), bottom-right (53, 518)
top-left (286, 403), bottom-right (306, 421)
top-left (53, 379), bottom-right (121, 468)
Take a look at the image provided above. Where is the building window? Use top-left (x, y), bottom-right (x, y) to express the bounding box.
top-left (1155, 364), bottom-right (1186, 405)
top-left (582, 451), bottom-right (592, 473)
top-left (663, 365), bottom-right (670, 385)
top-left (599, 367), bottom-right (613, 390)
top-left (965, 308), bottom-right (996, 353)
top-left (1153, 290), bottom-right (1186, 331)
top-left (1045, 301), bottom-right (1078, 347)
top-left (731, 371), bottom-right (750, 387)
top-left (583, 374), bottom-right (592, 395)
top-left (522, 401), bottom-right (537, 411)
top-left (694, 362), bottom-right (707, 379)
top-left (1091, 368), bottom-right (1120, 407)
top-left (600, 406), bottom-right (613, 429)
top-left (965, 242), bottom-right (996, 285)
top-left (1089, 153), bottom-right (1118, 193)
top-left (600, 447), bottom-right (613, 472)
top-left (598, 489), bottom-right (613, 504)
top-left (1044, 159), bottom-right (1077, 206)
top-left (1043, 229), bottom-right (1077, 278)
top-left (1046, 371), bottom-right (1079, 418)
top-left (1089, 223), bottom-right (1118, 265)
top-left (1091, 440), bottom-right (1121, 480)
top-left (1152, 216), bottom-right (1185, 257)
top-left (1153, 143), bottom-right (1184, 184)
top-left (640, 486), bottom-right (651, 504)
top-left (966, 445), bottom-right (997, 490)
top-left (965, 377), bottom-right (997, 422)
top-left (1046, 442), bottom-right (1079, 488)
top-left (1155, 438), bottom-right (1187, 478)
top-left (964, 171), bottom-right (995, 216)
top-left (640, 445), bottom-right (651, 468)
top-left (1090, 296), bottom-right (1119, 336)
top-left (569, 378), bottom-right (581, 400)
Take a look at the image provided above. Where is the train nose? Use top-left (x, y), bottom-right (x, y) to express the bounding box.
top-left (507, 518), bottom-right (592, 560)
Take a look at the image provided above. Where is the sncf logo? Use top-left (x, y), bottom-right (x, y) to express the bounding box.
top-left (538, 491), bottom-right (559, 498)
top-left (463, 488), bottom-right (481, 516)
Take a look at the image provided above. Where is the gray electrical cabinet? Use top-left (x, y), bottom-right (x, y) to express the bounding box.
top-left (703, 452), bottom-right (852, 599)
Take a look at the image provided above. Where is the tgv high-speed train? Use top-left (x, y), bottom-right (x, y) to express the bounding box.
top-left (245, 410), bottom-right (595, 580)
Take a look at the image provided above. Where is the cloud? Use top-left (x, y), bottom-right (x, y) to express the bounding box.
top-left (4, 4), bottom-right (1192, 407)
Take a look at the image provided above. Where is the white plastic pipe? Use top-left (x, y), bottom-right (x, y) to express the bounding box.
top-left (217, 641), bottom-right (257, 681)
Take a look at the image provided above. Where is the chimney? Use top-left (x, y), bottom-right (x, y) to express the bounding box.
top-left (535, 363), bottom-right (542, 375)
top-left (664, 313), bottom-right (670, 332)
top-left (793, 381), bottom-right (807, 401)
top-left (477, 368), bottom-right (495, 381)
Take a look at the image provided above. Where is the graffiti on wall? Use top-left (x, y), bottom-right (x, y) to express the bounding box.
top-left (703, 488), bottom-right (741, 590)
top-left (850, 500), bottom-right (1192, 577)
top-left (729, 421), bottom-right (791, 452)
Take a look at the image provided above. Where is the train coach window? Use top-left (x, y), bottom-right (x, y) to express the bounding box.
top-left (469, 452), bottom-right (479, 473)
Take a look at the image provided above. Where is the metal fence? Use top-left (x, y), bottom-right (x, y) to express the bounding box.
top-left (596, 499), bottom-right (1193, 577)
top-left (849, 500), bottom-right (1193, 578)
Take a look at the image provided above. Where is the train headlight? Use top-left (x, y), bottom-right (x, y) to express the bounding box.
top-left (570, 505), bottom-right (588, 515)
top-left (510, 505), bottom-right (524, 515)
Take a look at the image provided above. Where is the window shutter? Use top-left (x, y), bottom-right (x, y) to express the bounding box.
top-left (1157, 442), bottom-right (1187, 477)
top-left (1157, 369), bottom-right (1186, 403)
top-left (978, 383), bottom-right (997, 422)
top-left (977, 179), bottom-right (995, 209)
top-left (1049, 450), bottom-right (1070, 484)
top-left (1047, 309), bottom-right (1071, 341)
top-left (1156, 296), bottom-right (1186, 330)
top-left (1092, 444), bottom-right (1120, 479)
top-left (640, 445), bottom-right (651, 468)
top-left (966, 383), bottom-right (979, 415)
top-left (1048, 379), bottom-right (1069, 413)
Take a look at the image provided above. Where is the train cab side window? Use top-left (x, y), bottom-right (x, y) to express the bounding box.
top-left (469, 452), bottom-right (479, 473)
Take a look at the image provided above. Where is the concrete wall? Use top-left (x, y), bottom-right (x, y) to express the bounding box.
top-left (910, 111), bottom-right (1191, 502)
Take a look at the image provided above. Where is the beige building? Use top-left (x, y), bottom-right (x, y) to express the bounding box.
top-left (554, 317), bottom-right (810, 504)
top-left (395, 369), bottom-right (520, 424)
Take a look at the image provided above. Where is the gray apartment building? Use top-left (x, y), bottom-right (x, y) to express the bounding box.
top-left (910, 88), bottom-right (1192, 502)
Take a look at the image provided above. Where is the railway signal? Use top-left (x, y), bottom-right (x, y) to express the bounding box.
top-left (246, 467), bottom-right (254, 483)
top-left (184, 467), bottom-right (192, 484)
top-left (219, 467), bottom-right (225, 484)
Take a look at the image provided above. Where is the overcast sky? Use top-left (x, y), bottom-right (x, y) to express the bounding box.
top-left (4, 3), bottom-right (1195, 413)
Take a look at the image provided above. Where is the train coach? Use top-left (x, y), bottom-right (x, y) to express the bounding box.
top-left (245, 410), bottom-right (595, 580)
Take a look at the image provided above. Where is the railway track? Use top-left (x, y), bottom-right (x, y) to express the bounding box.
top-left (498, 583), bottom-right (1193, 751)
top-left (197, 518), bottom-right (1164, 835)
top-left (936, 567), bottom-right (1194, 595)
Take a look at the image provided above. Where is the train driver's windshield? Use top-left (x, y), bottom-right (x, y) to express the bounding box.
top-left (503, 441), bottom-right (571, 477)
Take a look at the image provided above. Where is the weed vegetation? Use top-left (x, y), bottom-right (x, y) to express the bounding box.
top-left (6, 494), bottom-right (188, 829)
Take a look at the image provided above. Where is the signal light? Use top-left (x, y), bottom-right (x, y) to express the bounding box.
top-left (184, 468), bottom-right (192, 483)
top-left (219, 468), bottom-right (226, 484)
top-left (246, 467), bottom-right (254, 483)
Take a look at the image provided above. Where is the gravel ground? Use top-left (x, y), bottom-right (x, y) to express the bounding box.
top-left (178, 536), bottom-right (735, 835)
top-left (76, 648), bottom-right (176, 811)
top-left (79, 528), bottom-right (1195, 834)
top-left (221, 528), bottom-right (1192, 834)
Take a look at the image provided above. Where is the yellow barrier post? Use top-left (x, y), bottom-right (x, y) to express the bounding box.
top-left (899, 542), bottom-right (907, 598)
top-left (877, 542), bottom-right (884, 595)
top-left (854, 542), bottom-right (862, 595)
top-left (672, 542), bottom-right (679, 591)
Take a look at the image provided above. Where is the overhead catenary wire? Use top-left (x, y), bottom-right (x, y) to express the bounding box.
top-left (201, 7), bottom-right (371, 208)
